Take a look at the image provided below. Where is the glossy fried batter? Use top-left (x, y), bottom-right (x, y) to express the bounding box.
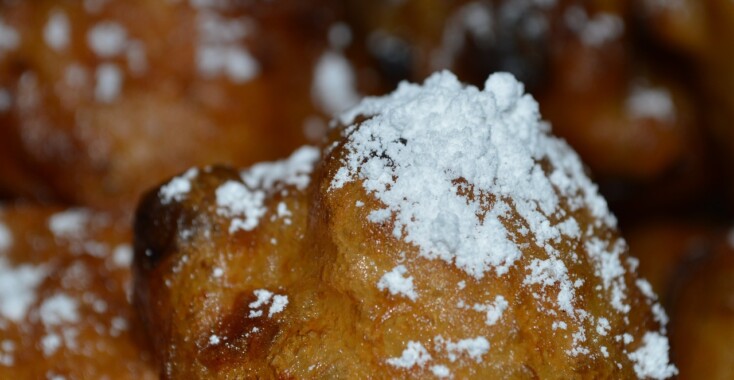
top-left (0, 0), bottom-right (371, 210)
top-left (134, 73), bottom-right (675, 378)
top-left (0, 205), bottom-right (156, 379)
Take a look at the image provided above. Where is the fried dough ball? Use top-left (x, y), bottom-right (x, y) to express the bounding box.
top-left (0, 205), bottom-right (156, 379)
top-left (345, 0), bottom-right (709, 211)
top-left (625, 221), bottom-right (719, 303)
top-left (668, 237), bottom-right (734, 380)
top-left (640, 0), bottom-right (734, 207)
top-left (134, 72), bottom-right (676, 378)
top-left (0, 0), bottom-right (370, 210)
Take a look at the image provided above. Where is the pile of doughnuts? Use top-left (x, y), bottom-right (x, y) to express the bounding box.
top-left (0, 0), bottom-right (732, 378)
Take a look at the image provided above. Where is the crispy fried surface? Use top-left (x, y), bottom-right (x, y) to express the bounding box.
top-left (134, 134), bottom-right (667, 378)
top-left (0, 205), bottom-right (156, 379)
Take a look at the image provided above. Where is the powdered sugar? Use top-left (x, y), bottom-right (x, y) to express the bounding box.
top-left (247, 289), bottom-right (288, 318)
top-left (472, 295), bottom-right (508, 325)
top-left (377, 265), bottom-right (417, 301)
top-left (87, 22), bottom-right (127, 57)
top-left (333, 71), bottom-right (615, 279)
top-left (627, 332), bottom-right (678, 379)
top-left (435, 336), bottom-right (490, 363)
top-left (0, 18), bottom-right (19, 54)
top-left (95, 63), bottom-right (123, 103)
top-left (332, 71), bottom-right (672, 376)
top-left (195, 11), bottom-right (259, 83)
top-left (0, 258), bottom-right (47, 322)
top-left (217, 147), bottom-right (319, 234)
top-left (48, 209), bottom-right (90, 240)
top-left (312, 51), bottom-right (360, 115)
top-left (241, 146), bottom-right (320, 192)
top-left (626, 84), bottom-right (675, 122)
top-left (44, 10), bottom-right (70, 51)
top-left (160, 168), bottom-right (199, 204)
top-left (216, 181), bottom-right (266, 233)
top-left (387, 341), bottom-right (432, 369)
top-left (39, 294), bottom-right (80, 327)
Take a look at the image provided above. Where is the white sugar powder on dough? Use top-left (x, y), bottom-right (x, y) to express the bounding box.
top-left (628, 332), bottom-right (678, 379)
top-left (217, 146), bottom-right (319, 234)
top-left (87, 21), bottom-right (127, 57)
top-left (39, 294), bottom-right (80, 327)
top-left (312, 51), bottom-right (360, 115)
top-left (430, 364), bottom-right (451, 378)
top-left (48, 209), bottom-right (91, 239)
top-left (44, 10), bottom-right (70, 51)
top-left (0, 258), bottom-right (47, 322)
top-left (377, 265), bottom-right (418, 301)
top-left (626, 84), bottom-right (675, 122)
top-left (331, 71), bottom-right (674, 376)
top-left (216, 180), bottom-right (266, 233)
top-left (112, 244), bottom-right (133, 268)
top-left (95, 63), bottom-right (123, 103)
top-left (160, 168), bottom-right (199, 204)
top-left (435, 336), bottom-right (490, 363)
top-left (473, 295), bottom-right (509, 325)
top-left (241, 146), bottom-right (320, 192)
top-left (333, 71), bottom-right (615, 279)
top-left (195, 11), bottom-right (259, 83)
top-left (268, 295), bottom-right (288, 317)
top-left (386, 341), bottom-right (432, 369)
top-left (0, 18), bottom-right (20, 52)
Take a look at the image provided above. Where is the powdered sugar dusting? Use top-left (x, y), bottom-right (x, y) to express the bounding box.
top-left (242, 146), bottom-right (320, 192)
top-left (48, 209), bottom-right (90, 240)
top-left (472, 295), bottom-right (509, 325)
top-left (87, 21), bottom-right (127, 57)
top-left (435, 336), bottom-right (490, 363)
top-left (377, 265), bottom-right (418, 301)
top-left (333, 71), bottom-right (615, 279)
top-left (39, 294), bottom-right (80, 327)
top-left (216, 181), bottom-right (266, 233)
top-left (95, 63), bottom-right (123, 103)
top-left (217, 146), bottom-right (319, 234)
top-left (332, 71), bottom-right (673, 376)
top-left (626, 84), bottom-right (675, 122)
top-left (44, 10), bottom-right (71, 51)
top-left (312, 51), bottom-right (360, 115)
top-left (387, 341), bottom-right (432, 369)
top-left (0, 258), bottom-right (47, 322)
top-left (160, 168), bottom-right (199, 204)
top-left (195, 11), bottom-right (259, 83)
top-left (247, 289), bottom-right (288, 318)
top-left (0, 18), bottom-right (20, 54)
top-left (627, 332), bottom-right (678, 379)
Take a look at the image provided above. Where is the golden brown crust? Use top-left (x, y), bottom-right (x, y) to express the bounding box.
top-left (134, 119), bottom-right (669, 378)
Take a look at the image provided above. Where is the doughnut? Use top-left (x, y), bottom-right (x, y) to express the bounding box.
top-left (0, 205), bottom-right (156, 379)
top-left (0, 0), bottom-right (372, 210)
top-left (668, 236), bottom-right (734, 379)
top-left (133, 72), bottom-right (676, 378)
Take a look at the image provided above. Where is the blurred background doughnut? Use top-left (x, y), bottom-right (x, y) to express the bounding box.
top-left (0, 205), bottom-right (156, 379)
top-left (0, 0), bottom-right (383, 211)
